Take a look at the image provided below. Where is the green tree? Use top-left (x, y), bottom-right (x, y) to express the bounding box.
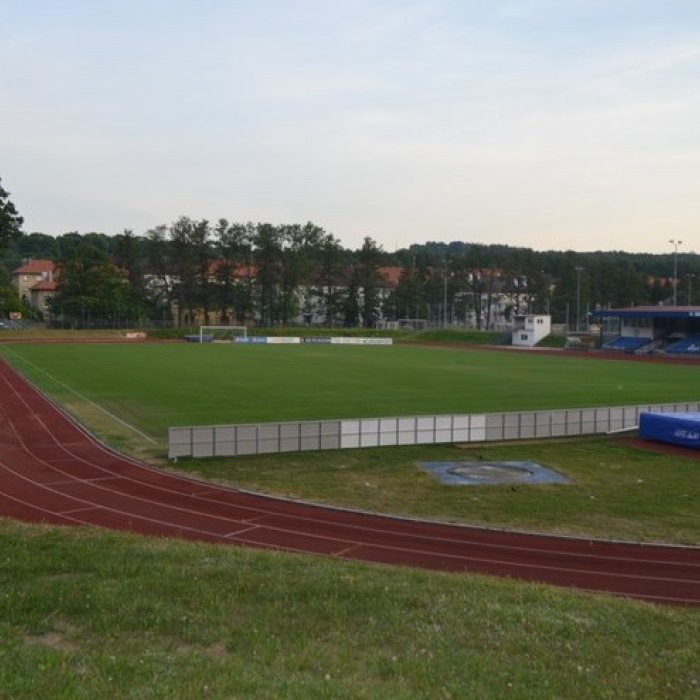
top-left (312, 234), bottom-right (350, 326)
top-left (389, 264), bottom-right (426, 321)
top-left (113, 229), bottom-right (147, 302)
top-left (343, 270), bottom-right (361, 327)
top-left (278, 222), bottom-right (328, 325)
top-left (0, 178), bottom-right (23, 253)
top-left (55, 232), bottom-right (111, 260)
top-left (50, 244), bottom-right (141, 327)
top-left (214, 219), bottom-right (253, 324)
top-left (0, 265), bottom-right (29, 318)
top-left (144, 224), bottom-right (176, 321)
top-left (16, 232), bottom-right (58, 260)
top-left (190, 219), bottom-right (213, 324)
top-left (356, 236), bottom-right (384, 328)
top-left (168, 217), bottom-right (211, 326)
top-left (254, 224), bottom-right (284, 326)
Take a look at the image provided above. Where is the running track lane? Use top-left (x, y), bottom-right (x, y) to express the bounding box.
top-left (0, 359), bottom-right (699, 607)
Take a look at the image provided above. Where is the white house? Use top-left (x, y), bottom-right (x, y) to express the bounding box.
top-left (512, 314), bottom-right (551, 347)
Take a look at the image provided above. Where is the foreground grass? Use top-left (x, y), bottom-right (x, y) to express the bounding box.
top-left (1, 519), bottom-right (698, 699)
top-left (172, 438), bottom-right (700, 545)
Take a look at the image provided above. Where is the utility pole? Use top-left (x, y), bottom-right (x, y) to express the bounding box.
top-left (443, 261), bottom-right (449, 329)
top-left (575, 266), bottom-right (584, 333)
top-left (669, 239), bottom-right (682, 306)
top-left (688, 273), bottom-right (696, 306)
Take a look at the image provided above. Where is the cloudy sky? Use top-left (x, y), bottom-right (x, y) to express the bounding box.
top-left (2, 1), bottom-right (699, 253)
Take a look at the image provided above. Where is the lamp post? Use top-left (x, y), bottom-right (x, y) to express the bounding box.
top-left (688, 273), bottom-right (696, 306)
top-left (575, 266), bottom-right (584, 333)
top-left (669, 239), bottom-right (682, 306)
top-left (443, 262), bottom-right (448, 329)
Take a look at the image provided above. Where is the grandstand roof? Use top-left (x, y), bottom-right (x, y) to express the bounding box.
top-left (590, 306), bottom-right (700, 319)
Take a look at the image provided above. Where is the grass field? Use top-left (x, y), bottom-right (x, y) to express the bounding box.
top-left (2, 342), bottom-right (699, 445)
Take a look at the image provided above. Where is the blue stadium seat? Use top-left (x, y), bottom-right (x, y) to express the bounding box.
top-left (603, 336), bottom-right (651, 352)
top-left (666, 335), bottom-right (700, 354)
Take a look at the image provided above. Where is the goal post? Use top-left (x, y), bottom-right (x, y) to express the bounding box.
top-left (199, 325), bottom-right (248, 343)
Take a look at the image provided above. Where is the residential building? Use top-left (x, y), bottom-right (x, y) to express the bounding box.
top-left (11, 259), bottom-right (57, 313)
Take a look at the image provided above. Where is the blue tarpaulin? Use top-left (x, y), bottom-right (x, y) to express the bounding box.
top-left (638, 412), bottom-right (700, 450)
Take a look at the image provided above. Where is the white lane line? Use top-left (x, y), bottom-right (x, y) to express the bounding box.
top-left (231, 527), bottom-right (700, 587)
top-left (334, 544), bottom-right (361, 557)
top-left (225, 525), bottom-right (261, 537)
top-left (46, 476), bottom-right (124, 486)
top-left (0, 459), bottom-right (234, 542)
top-left (0, 347), bottom-right (158, 445)
top-left (0, 379), bottom-right (267, 535)
top-left (60, 506), bottom-right (102, 515)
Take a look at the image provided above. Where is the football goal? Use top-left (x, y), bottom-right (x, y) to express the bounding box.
top-left (199, 325), bottom-right (248, 343)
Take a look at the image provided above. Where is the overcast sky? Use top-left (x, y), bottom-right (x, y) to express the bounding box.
top-left (2, 1), bottom-right (699, 253)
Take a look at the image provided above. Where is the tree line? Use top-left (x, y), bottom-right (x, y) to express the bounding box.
top-left (1, 216), bottom-right (392, 328)
top-left (2, 179), bottom-right (700, 328)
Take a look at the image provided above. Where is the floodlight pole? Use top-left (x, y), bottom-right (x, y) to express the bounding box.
top-left (688, 273), bottom-right (696, 306)
top-left (443, 262), bottom-right (448, 329)
top-left (669, 239), bottom-right (682, 306)
top-left (575, 266), bottom-right (584, 333)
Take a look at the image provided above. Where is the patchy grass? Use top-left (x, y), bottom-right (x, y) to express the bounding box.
top-left (1, 519), bottom-right (698, 699)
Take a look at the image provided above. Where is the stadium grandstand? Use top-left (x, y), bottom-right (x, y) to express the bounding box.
top-left (590, 306), bottom-right (700, 355)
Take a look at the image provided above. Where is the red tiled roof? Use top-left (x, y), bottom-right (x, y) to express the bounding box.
top-left (647, 275), bottom-right (672, 286)
top-left (12, 259), bottom-right (56, 275)
top-left (378, 266), bottom-right (402, 287)
top-left (208, 260), bottom-right (257, 279)
top-left (31, 280), bottom-right (57, 291)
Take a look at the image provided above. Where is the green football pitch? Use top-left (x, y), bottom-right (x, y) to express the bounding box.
top-left (1, 342), bottom-right (698, 442)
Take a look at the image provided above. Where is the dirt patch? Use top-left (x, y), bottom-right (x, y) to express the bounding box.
top-left (24, 631), bottom-right (79, 653)
top-left (617, 436), bottom-right (700, 460)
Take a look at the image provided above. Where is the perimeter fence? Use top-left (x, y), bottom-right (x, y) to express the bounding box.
top-left (168, 400), bottom-right (700, 459)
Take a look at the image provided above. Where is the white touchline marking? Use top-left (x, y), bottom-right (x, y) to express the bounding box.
top-left (1, 347), bottom-right (158, 445)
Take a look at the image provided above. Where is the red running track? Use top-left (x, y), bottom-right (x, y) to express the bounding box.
top-left (1, 359), bottom-right (699, 607)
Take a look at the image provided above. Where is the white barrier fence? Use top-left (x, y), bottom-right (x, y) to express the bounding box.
top-left (168, 400), bottom-right (700, 459)
top-left (233, 336), bottom-right (393, 345)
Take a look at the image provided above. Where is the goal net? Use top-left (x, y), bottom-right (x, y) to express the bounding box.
top-left (199, 325), bottom-right (248, 343)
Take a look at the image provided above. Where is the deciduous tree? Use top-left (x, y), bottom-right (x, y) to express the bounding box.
top-left (50, 244), bottom-right (142, 326)
top-left (0, 178), bottom-right (23, 252)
